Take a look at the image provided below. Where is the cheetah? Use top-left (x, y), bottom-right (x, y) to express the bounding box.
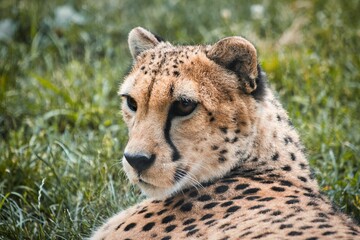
top-left (91, 27), bottom-right (360, 240)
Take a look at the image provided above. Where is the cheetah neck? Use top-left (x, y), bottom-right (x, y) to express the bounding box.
top-left (225, 89), bottom-right (319, 192)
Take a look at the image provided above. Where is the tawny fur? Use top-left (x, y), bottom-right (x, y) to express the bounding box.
top-left (91, 27), bottom-right (360, 240)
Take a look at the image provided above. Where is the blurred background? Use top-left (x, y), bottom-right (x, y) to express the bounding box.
top-left (0, 0), bottom-right (359, 238)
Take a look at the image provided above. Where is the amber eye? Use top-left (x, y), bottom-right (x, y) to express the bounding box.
top-left (171, 99), bottom-right (198, 117)
top-left (126, 96), bottom-right (137, 112)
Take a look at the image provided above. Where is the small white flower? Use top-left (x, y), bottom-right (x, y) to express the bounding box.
top-left (54, 5), bottom-right (85, 28)
top-left (250, 4), bottom-right (264, 19)
top-left (0, 19), bottom-right (17, 42)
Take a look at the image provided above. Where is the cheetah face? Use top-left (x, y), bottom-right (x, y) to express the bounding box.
top-left (119, 27), bottom-right (264, 198)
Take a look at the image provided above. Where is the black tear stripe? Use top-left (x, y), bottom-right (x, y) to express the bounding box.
top-left (164, 110), bottom-right (181, 161)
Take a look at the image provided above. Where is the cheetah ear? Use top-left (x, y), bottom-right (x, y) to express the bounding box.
top-left (128, 27), bottom-right (164, 60)
top-left (207, 37), bottom-right (259, 94)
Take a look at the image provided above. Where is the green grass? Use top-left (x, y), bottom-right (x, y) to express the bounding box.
top-left (1, 0), bottom-right (359, 238)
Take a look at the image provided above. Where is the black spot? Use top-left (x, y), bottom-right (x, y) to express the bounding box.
top-left (280, 180), bottom-right (293, 187)
top-left (210, 117), bottom-right (215, 122)
top-left (219, 149), bottom-right (228, 154)
top-left (144, 212), bottom-right (154, 218)
top-left (286, 195), bottom-right (298, 198)
top-left (305, 238), bottom-right (318, 240)
top-left (189, 191), bottom-right (198, 198)
top-left (180, 202), bottom-right (193, 212)
top-left (198, 194), bottom-right (212, 202)
top-left (252, 232), bottom-right (273, 239)
top-left (173, 71), bottom-right (180, 77)
top-left (271, 186), bottom-right (285, 192)
top-left (280, 224), bottom-right (293, 229)
top-left (319, 224), bottom-right (332, 229)
top-left (249, 205), bottom-right (264, 210)
top-left (235, 129), bottom-right (241, 134)
top-left (220, 127), bottom-right (228, 134)
top-left (258, 209), bottom-right (272, 214)
top-left (284, 213), bottom-right (296, 219)
top-left (272, 152), bottom-right (279, 161)
top-left (290, 152), bottom-right (296, 161)
top-left (250, 177), bottom-right (264, 182)
top-left (235, 184), bottom-right (250, 190)
top-left (183, 218), bottom-right (195, 225)
top-left (277, 115), bottom-right (281, 121)
top-left (298, 176), bottom-right (308, 182)
top-left (211, 145), bottom-right (219, 150)
top-left (261, 180), bottom-right (274, 184)
top-left (299, 163), bottom-right (307, 169)
top-left (272, 219), bottom-right (285, 223)
top-left (226, 206), bottom-right (240, 213)
top-left (303, 187), bottom-right (313, 193)
top-left (268, 173), bottom-right (281, 178)
top-left (215, 185), bottom-right (229, 194)
top-left (183, 224), bottom-right (197, 231)
top-left (286, 199), bottom-right (300, 204)
top-left (219, 223), bottom-right (230, 229)
top-left (205, 219), bottom-right (216, 225)
top-left (300, 226), bottom-right (313, 230)
top-left (220, 201), bottom-right (233, 207)
top-left (161, 237), bottom-right (171, 240)
top-left (322, 231), bottom-right (337, 236)
top-left (243, 188), bottom-right (260, 194)
top-left (318, 213), bottom-right (329, 218)
top-left (173, 199), bottom-right (184, 208)
top-left (124, 223), bottom-right (136, 231)
top-left (200, 214), bottom-right (214, 221)
top-left (288, 231), bottom-right (303, 236)
top-left (251, 157), bottom-right (258, 162)
top-left (162, 215), bottom-right (175, 224)
top-left (271, 211), bottom-right (282, 216)
top-left (142, 222), bottom-right (155, 231)
top-left (203, 202), bottom-right (219, 209)
top-left (218, 156), bottom-right (226, 162)
top-left (186, 229), bottom-right (199, 237)
top-left (246, 196), bottom-right (261, 201)
top-left (115, 222), bottom-right (124, 230)
top-left (239, 231), bottom-right (252, 238)
top-left (282, 165), bottom-right (292, 171)
top-left (165, 224), bottom-right (177, 233)
top-left (258, 197), bottom-right (275, 202)
top-left (221, 178), bottom-right (238, 183)
top-left (232, 195), bottom-right (244, 200)
top-left (157, 209), bottom-right (168, 215)
top-left (224, 137), bottom-right (230, 142)
top-left (138, 207), bottom-right (147, 214)
top-left (312, 219), bottom-right (327, 223)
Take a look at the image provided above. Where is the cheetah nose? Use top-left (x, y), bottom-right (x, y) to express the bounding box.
top-left (124, 153), bottom-right (156, 173)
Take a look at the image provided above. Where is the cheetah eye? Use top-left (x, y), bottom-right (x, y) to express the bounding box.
top-left (125, 96), bottom-right (137, 112)
top-left (171, 99), bottom-right (198, 117)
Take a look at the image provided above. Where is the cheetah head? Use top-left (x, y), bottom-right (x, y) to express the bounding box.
top-left (119, 27), bottom-right (266, 198)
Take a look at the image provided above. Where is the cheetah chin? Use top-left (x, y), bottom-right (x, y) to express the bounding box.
top-left (90, 27), bottom-right (360, 240)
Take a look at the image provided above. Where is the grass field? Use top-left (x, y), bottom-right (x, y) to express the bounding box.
top-left (0, 0), bottom-right (359, 239)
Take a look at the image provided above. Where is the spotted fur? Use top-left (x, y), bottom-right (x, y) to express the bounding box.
top-left (91, 27), bottom-right (360, 240)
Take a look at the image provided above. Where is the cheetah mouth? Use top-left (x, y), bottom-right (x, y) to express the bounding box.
top-left (138, 178), bottom-right (157, 188)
